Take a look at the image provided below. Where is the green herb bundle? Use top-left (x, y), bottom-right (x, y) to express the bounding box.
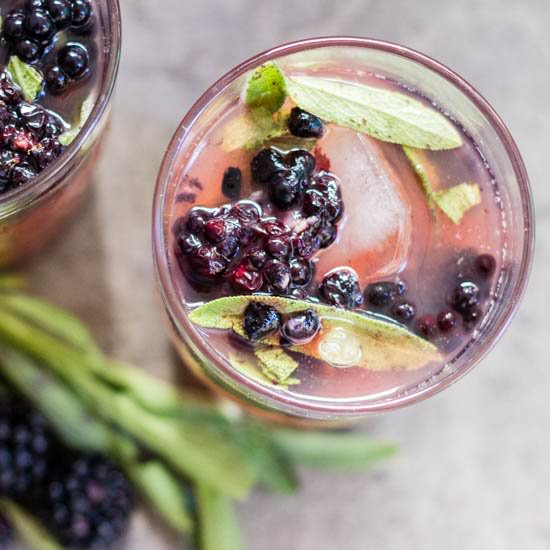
top-left (0, 276), bottom-right (396, 549)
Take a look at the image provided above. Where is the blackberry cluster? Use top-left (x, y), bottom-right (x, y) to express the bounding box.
top-left (175, 148), bottom-right (344, 296)
top-left (319, 269), bottom-right (363, 309)
top-left (0, 72), bottom-right (65, 192)
top-left (40, 454), bottom-right (133, 549)
top-left (2, 0), bottom-right (93, 64)
top-left (0, 400), bottom-right (52, 499)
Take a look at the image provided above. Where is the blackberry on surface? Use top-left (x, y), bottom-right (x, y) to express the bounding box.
top-left (288, 107), bottom-right (324, 138)
top-left (39, 454), bottom-right (134, 550)
top-left (319, 269), bottom-right (363, 309)
top-left (0, 400), bottom-right (53, 499)
top-left (243, 301), bottom-right (281, 341)
top-left (281, 309), bottom-right (320, 345)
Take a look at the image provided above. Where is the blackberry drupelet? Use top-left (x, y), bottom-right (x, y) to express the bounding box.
top-left (40, 454), bottom-right (134, 549)
top-left (0, 400), bottom-right (53, 499)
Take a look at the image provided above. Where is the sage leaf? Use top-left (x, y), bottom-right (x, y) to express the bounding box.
top-left (6, 56), bottom-right (43, 102)
top-left (286, 75), bottom-right (463, 150)
top-left (59, 94), bottom-right (94, 146)
top-left (403, 146), bottom-right (481, 223)
top-left (254, 348), bottom-right (300, 386)
top-left (271, 430), bottom-right (397, 469)
top-left (189, 295), bottom-right (440, 371)
top-left (0, 499), bottom-right (62, 550)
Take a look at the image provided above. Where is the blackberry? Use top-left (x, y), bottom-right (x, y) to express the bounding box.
top-left (2, 11), bottom-right (26, 42)
top-left (451, 281), bottom-right (480, 313)
top-left (268, 169), bottom-right (302, 209)
top-left (243, 301), bottom-right (281, 341)
top-left (58, 43), bottom-right (89, 80)
top-left (14, 39), bottom-right (41, 63)
top-left (462, 305), bottom-right (482, 326)
top-left (221, 167), bottom-right (242, 200)
top-left (71, 0), bottom-right (93, 29)
top-left (288, 107), bottom-right (324, 138)
top-left (45, 0), bottom-right (72, 28)
top-left (251, 147), bottom-right (286, 183)
top-left (286, 149), bottom-right (315, 178)
top-left (437, 309), bottom-right (458, 333)
top-left (0, 513), bottom-right (12, 549)
top-left (263, 259), bottom-right (291, 293)
top-left (417, 315), bottom-right (438, 340)
top-left (232, 261), bottom-right (263, 292)
top-left (45, 65), bottom-right (69, 95)
top-left (39, 454), bottom-right (133, 549)
top-left (0, 400), bottom-right (53, 499)
top-left (24, 9), bottom-right (55, 42)
top-left (281, 310), bottom-right (320, 345)
top-left (365, 281), bottom-right (401, 308)
top-left (475, 253), bottom-right (496, 278)
top-left (319, 269), bottom-right (363, 308)
top-left (391, 301), bottom-right (416, 324)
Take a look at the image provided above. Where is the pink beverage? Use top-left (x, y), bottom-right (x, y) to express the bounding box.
top-left (153, 38), bottom-right (533, 422)
top-left (0, 0), bottom-right (120, 266)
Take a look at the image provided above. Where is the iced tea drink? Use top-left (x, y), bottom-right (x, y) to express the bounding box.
top-left (0, 0), bottom-right (120, 265)
top-left (153, 38), bottom-right (533, 421)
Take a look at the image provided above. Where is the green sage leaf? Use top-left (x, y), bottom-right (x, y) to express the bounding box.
top-left (6, 56), bottom-right (43, 102)
top-left (244, 62), bottom-right (287, 113)
top-left (286, 75), bottom-right (463, 150)
top-left (59, 94), bottom-right (94, 146)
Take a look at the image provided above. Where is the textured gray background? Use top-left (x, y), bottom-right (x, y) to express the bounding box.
top-left (26, 0), bottom-right (550, 548)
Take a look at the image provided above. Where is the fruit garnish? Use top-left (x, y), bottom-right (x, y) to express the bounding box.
top-left (59, 94), bottom-right (94, 146)
top-left (403, 146), bottom-right (481, 223)
top-left (6, 56), bottom-right (43, 102)
top-left (285, 75), bottom-right (463, 150)
top-left (189, 295), bottom-right (441, 372)
top-left (244, 62), bottom-right (287, 114)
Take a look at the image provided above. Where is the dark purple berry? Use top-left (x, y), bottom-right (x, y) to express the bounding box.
top-left (71, 0), bottom-right (93, 28)
top-left (24, 9), bottom-right (55, 41)
top-left (263, 259), bottom-right (291, 293)
top-left (365, 282), bottom-right (400, 307)
top-left (289, 258), bottom-right (312, 286)
top-left (18, 102), bottom-right (47, 134)
top-left (451, 281), bottom-right (480, 313)
top-left (286, 149), bottom-right (315, 178)
top-left (302, 189), bottom-right (325, 216)
top-left (58, 43), bottom-right (89, 79)
top-left (10, 162), bottom-right (37, 186)
top-left (417, 315), bottom-right (438, 339)
top-left (188, 247), bottom-right (226, 282)
top-left (204, 218), bottom-right (228, 243)
top-left (391, 301), bottom-right (416, 324)
top-left (2, 12), bottom-right (26, 42)
top-left (437, 309), bottom-right (458, 333)
top-left (320, 269), bottom-right (363, 308)
top-left (282, 310), bottom-right (320, 345)
top-left (230, 201), bottom-right (261, 224)
top-left (45, 0), bottom-right (72, 27)
top-left (288, 107), bottom-right (324, 138)
top-left (217, 236), bottom-right (239, 260)
top-left (318, 224), bottom-right (337, 248)
top-left (247, 247), bottom-right (267, 269)
top-left (232, 262), bottom-right (263, 292)
top-left (185, 208), bottom-right (209, 233)
top-left (178, 233), bottom-right (202, 256)
top-left (44, 64), bottom-right (69, 94)
top-left (243, 301), bottom-right (281, 341)
top-left (15, 39), bottom-right (41, 62)
top-left (268, 170), bottom-right (302, 209)
top-left (0, 74), bottom-right (22, 104)
top-left (475, 253), bottom-right (497, 278)
top-left (221, 167), bottom-right (242, 200)
top-left (462, 305), bottom-right (483, 326)
top-left (266, 236), bottom-right (290, 258)
top-left (251, 147), bottom-right (285, 183)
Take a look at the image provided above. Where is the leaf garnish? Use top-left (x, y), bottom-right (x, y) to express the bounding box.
top-left (228, 351), bottom-right (300, 389)
top-left (190, 295), bottom-right (440, 372)
top-left (244, 63), bottom-right (287, 114)
top-left (59, 94), bottom-right (94, 146)
top-left (403, 146), bottom-right (481, 224)
top-left (6, 56), bottom-right (43, 102)
top-left (285, 75), bottom-right (463, 150)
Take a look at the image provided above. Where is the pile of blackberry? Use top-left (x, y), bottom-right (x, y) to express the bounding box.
top-left (0, 72), bottom-right (65, 192)
top-left (175, 147), bottom-right (344, 296)
top-left (2, 0), bottom-right (93, 64)
top-left (0, 399), bottom-right (133, 548)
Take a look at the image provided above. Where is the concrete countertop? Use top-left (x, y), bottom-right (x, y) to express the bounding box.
top-left (27, 0), bottom-right (550, 548)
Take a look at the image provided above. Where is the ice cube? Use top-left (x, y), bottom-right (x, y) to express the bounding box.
top-left (315, 128), bottom-right (412, 281)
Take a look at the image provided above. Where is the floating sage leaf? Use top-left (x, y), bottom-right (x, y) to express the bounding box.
top-left (286, 75), bottom-right (463, 150)
top-left (254, 348), bottom-right (300, 386)
top-left (403, 146), bottom-right (481, 223)
top-left (228, 352), bottom-right (299, 389)
top-left (189, 295), bottom-right (440, 371)
top-left (59, 94), bottom-right (94, 146)
top-left (6, 56), bottom-right (43, 102)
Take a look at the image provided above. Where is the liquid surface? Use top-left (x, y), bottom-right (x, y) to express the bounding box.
top-left (165, 68), bottom-right (505, 403)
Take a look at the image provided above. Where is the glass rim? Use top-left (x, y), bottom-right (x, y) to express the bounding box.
top-left (0, 0), bottom-right (122, 212)
top-left (153, 36), bottom-right (534, 417)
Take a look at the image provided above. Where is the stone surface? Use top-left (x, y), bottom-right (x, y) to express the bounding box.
top-left (26, 0), bottom-right (549, 548)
